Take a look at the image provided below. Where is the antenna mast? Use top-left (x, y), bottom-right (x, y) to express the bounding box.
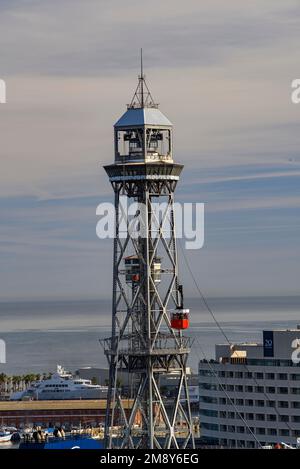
top-left (128, 50), bottom-right (158, 109)
top-left (140, 48), bottom-right (144, 108)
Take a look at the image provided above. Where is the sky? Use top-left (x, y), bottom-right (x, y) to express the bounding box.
top-left (0, 0), bottom-right (299, 300)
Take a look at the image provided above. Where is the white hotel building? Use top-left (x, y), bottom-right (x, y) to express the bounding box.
top-left (198, 328), bottom-right (300, 448)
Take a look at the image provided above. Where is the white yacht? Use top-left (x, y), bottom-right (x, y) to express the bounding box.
top-left (10, 365), bottom-right (108, 401)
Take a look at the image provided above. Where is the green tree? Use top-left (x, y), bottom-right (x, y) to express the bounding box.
top-left (12, 375), bottom-right (21, 392)
top-left (0, 373), bottom-right (7, 396)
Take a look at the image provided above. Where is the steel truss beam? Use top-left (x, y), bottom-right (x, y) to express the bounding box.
top-left (104, 175), bottom-right (194, 449)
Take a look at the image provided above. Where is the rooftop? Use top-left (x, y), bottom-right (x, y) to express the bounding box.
top-left (114, 107), bottom-right (172, 128)
top-left (0, 399), bottom-right (133, 411)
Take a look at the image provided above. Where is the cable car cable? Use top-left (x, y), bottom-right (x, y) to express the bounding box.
top-left (178, 240), bottom-right (294, 437)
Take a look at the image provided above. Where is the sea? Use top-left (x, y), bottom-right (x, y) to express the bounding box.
top-left (0, 296), bottom-right (300, 376)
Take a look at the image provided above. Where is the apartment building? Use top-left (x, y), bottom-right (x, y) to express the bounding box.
top-left (198, 328), bottom-right (300, 448)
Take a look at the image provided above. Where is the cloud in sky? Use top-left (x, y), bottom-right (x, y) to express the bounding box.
top-left (0, 0), bottom-right (299, 299)
top-left (1, 0), bottom-right (299, 75)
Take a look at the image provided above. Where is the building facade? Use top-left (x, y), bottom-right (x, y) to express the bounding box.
top-left (198, 328), bottom-right (300, 448)
top-left (0, 399), bottom-right (133, 428)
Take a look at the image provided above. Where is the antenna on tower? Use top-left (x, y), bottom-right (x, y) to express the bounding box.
top-left (128, 50), bottom-right (158, 109)
top-left (140, 48), bottom-right (144, 107)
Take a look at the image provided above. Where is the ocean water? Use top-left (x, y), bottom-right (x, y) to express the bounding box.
top-left (0, 296), bottom-right (300, 375)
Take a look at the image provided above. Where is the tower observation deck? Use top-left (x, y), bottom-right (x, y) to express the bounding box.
top-left (103, 54), bottom-right (194, 449)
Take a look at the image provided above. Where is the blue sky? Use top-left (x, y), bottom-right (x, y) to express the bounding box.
top-left (0, 0), bottom-right (299, 300)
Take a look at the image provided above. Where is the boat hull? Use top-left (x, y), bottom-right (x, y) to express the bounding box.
top-left (19, 435), bottom-right (104, 449)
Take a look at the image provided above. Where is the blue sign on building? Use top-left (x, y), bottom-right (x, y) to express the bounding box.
top-left (263, 330), bottom-right (274, 357)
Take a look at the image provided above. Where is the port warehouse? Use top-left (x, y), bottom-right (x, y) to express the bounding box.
top-left (0, 397), bottom-right (197, 428)
top-left (0, 400), bottom-right (133, 427)
top-left (0, 368), bottom-right (198, 428)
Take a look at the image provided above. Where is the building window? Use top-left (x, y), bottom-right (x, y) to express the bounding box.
top-left (278, 387), bottom-right (288, 394)
top-left (199, 383), bottom-right (217, 391)
top-left (245, 372), bottom-right (253, 379)
top-left (266, 386), bottom-right (276, 393)
top-left (267, 429), bottom-right (277, 436)
top-left (199, 409), bottom-right (218, 418)
top-left (255, 400), bottom-right (265, 407)
top-left (256, 414), bottom-right (265, 421)
top-left (267, 414), bottom-right (277, 421)
top-left (255, 386), bottom-right (264, 393)
top-left (246, 413), bottom-right (254, 420)
top-left (277, 373), bottom-right (288, 380)
top-left (266, 400), bottom-right (276, 407)
top-left (245, 386), bottom-right (253, 392)
top-left (278, 401), bottom-right (289, 408)
top-left (266, 373), bottom-right (275, 380)
top-left (279, 429), bottom-right (289, 437)
top-left (255, 372), bottom-right (264, 380)
top-left (256, 428), bottom-right (266, 435)
top-left (292, 416), bottom-right (300, 422)
top-left (292, 402), bottom-right (300, 409)
top-left (235, 372), bottom-right (243, 379)
top-left (235, 385), bottom-right (243, 392)
top-left (199, 370), bottom-right (214, 377)
top-left (279, 415), bottom-right (289, 422)
top-left (290, 374), bottom-right (300, 381)
top-left (248, 359), bottom-right (275, 366)
top-left (280, 360), bottom-right (292, 366)
top-left (199, 396), bottom-right (218, 404)
top-left (201, 423), bottom-right (219, 431)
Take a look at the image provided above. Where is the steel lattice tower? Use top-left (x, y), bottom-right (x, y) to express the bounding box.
top-left (103, 56), bottom-right (194, 449)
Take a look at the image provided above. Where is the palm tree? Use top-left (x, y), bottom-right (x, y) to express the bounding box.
top-left (0, 373), bottom-right (7, 397)
top-left (12, 375), bottom-right (21, 392)
top-left (6, 376), bottom-right (12, 394)
top-left (29, 374), bottom-right (37, 384)
top-left (23, 374), bottom-right (30, 386)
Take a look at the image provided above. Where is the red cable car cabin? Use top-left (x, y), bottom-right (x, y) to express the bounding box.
top-left (171, 309), bottom-right (190, 330)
